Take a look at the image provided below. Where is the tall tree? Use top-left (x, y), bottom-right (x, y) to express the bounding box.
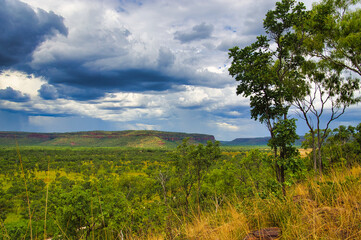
top-left (294, 61), bottom-right (360, 174)
top-left (229, 0), bottom-right (308, 194)
top-left (293, 0), bottom-right (361, 174)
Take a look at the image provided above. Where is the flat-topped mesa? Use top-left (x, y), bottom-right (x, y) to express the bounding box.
top-left (77, 131), bottom-right (215, 142)
top-left (0, 130), bottom-right (216, 147)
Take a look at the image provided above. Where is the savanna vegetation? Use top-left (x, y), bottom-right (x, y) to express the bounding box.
top-left (0, 141), bottom-right (265, 239)
top-left (1, 0), bottom-right (361, 239)
top-left (0, 124), bottom-right (361, 239)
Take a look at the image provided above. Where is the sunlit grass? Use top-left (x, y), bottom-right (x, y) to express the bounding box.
top-left (172, 165), bottom-right (361, 240)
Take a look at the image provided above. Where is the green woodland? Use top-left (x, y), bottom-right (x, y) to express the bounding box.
top-left (1, 0), bottom-right (361, 239)
top-left (0, 124), bottom-right (361, 239)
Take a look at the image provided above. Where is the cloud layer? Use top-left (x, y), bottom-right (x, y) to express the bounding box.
top-left (0, 0), bottom-right (355, 140)
top-left (0, 87), bottom-right (30, 102)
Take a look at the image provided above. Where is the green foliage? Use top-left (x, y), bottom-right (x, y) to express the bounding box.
top-left (0, 125), bottom-right (360, 239)
top-left (171, 139), bottom-right (221, 212)
top-left (303, 0), bottom-right (361, 76)
top-left (229, 0), bottom-right (310, 195)
top-left (301, 129), bottom-right (330, 150)
top-left (0, 186), bottom-right (10, 222)
top-left (291, 0), bottom-right (361, 175)
top-left (268, 118), bottom-right (299, 158)
top-left (229, 0), bottom-right (308, 125)
top-left (322, 123), bottom-right (361, 169)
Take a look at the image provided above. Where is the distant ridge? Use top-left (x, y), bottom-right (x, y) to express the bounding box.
top-left (220, 137), bottom-right (271, 146)
top-left (221, 136), bottom-right (305, 146)
top-left (0, 131), bottom-right (305, 148)
top-left (0, 130), bottom-right (215, 148)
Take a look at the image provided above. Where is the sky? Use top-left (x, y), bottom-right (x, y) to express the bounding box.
top-left (0, 0), bottom-right (360, 141)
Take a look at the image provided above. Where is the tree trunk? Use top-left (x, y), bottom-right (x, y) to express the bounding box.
top-left (317, 142), bottom-right (322, 175)
top-left (311, 131), bottom-right (317, 172)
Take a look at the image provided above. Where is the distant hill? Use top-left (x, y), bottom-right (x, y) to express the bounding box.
top-left (221, 136), bottom-right (305, 146)
top-left (0, 131), bottom-right (215, 148)
top-left (220, 137), bottom-right (271, 146)
top-left (0, 131), bottom-right (306, 148)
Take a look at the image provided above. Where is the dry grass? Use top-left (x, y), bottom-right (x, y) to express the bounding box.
top-left (298, 148), bottom-right (312, 158)
top-left (182, 204), bottom-right (251, 240)
top-left (164, 165), bottom-right (361, 240)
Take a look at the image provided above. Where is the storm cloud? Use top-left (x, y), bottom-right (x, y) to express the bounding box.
top-left (37, 65), bottom-right (189, 100)
top-left (0, 87), bottom-right (30, 102)
top-left (0, 0), bottom-right (68, 67)
top-left (38, 84), bottom-right (58, 100)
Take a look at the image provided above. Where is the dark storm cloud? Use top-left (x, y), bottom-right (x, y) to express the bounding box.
top-left (38, 63), bottom-right (189, 100)
top-left (0, 87), bottom-right (30, 102)
top-left (38, 84), bottom-right (58, 100)
top-left (56, 85), bottom-right (106, 101)
top-left (0, 107), bottom-right (73, 118)
top-left (0, 0), bottom-right (67, 67)
top-left (39, 80), bottom-right (105, 102)
top-left (174, 23), bottom-right (214, 43)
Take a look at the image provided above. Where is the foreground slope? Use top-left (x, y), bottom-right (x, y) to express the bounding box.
top-left (171, 165), bottom-right (361, 240)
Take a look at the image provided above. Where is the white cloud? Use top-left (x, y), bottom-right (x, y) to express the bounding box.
top-left (124, 123), bottom-right (159, 131)
top-left (215, 122), bottom-right (240, 131)
top-left (0, 70), bottom-right (45, 96)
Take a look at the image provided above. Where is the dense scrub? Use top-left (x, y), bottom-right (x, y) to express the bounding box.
top-left (0, 143), bottom-right (275, 239)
